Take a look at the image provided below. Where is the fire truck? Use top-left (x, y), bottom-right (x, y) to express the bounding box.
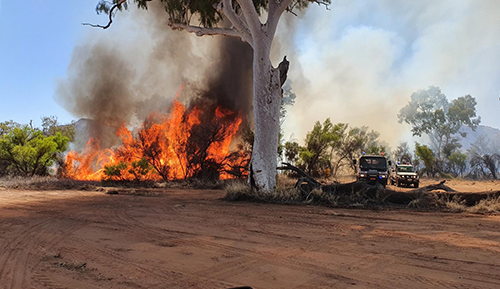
top-left (353, 153), bottom-right (391, 187)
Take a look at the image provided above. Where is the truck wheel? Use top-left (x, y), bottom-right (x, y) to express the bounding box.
top-left (414, 183), bottom-right (419, 188)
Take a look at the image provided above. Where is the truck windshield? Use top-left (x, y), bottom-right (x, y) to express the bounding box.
top-left (359, 157), bottom-right (387, 170)
top-left (397, 166), bottom-right (414, 172)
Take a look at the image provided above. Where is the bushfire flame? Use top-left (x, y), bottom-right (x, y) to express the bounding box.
top-left (64, 94), bottom-right (247, 181)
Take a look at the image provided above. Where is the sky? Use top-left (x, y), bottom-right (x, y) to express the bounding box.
top-left (0, 0), bottom-right (102, 127)
top-left (1, 0), bottom-right (499, 149)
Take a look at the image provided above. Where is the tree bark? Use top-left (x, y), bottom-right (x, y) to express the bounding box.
top-left (249, 38), bottom-right (282, 192)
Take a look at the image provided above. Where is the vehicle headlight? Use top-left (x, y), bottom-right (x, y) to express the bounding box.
top-left (360, 173), bottom-right (366, 177)
top-left (381, 175), bottom-right (387, 178)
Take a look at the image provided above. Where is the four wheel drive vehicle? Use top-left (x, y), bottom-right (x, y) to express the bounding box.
top-left (389, 164), bottom-right (419, 188)
top-left (353, 154), bottom-right (391, 187)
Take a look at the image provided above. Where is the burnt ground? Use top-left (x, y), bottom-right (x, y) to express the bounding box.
top-left (0, 184), bottom-right (500, 289)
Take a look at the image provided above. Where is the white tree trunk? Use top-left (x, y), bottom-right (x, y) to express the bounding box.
top-left (249, 39), bottom-right (282, 192)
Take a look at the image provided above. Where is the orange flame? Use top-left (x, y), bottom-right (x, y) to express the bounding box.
top-left (64, 95), bottom-right (247, 181)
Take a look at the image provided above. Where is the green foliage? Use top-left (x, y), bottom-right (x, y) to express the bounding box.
top-left (299, 118), bottom-right (339, 176)
top-left (447, 151), bottom-right (467, 177)
top-left (398, 87), bottom-right (480, 161)
top-left (0, 120), bottom-right (20, 136)
top-left (103, 162), bottom-right (128, 181)
top-left (414, 142), bottom-right (436, 177)
top-left (96, 0), bottom-right (330, 28)
top-left (129, 158), bottom-right (151, 181)
top-left (0, 126), bottom-right (69, 176)
top-left (284, 141), bottom-right (300, 164)
top-left (366, 145), bottom-right (386, 155)
top-left (398, 86), bottom-right (449, 137)
top-left (448, 95), bottom-right (481, 134)
top-left (331, 124), bottom-right (384, 174)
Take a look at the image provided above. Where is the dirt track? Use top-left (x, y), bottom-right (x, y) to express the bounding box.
top-left (1, 187), bottom-right (500, 289)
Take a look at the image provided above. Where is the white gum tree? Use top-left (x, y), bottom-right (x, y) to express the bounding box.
top-left (88, 0), bottom-right (330, 192)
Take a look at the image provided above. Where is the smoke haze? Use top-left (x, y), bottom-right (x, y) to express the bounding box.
top-left (57, 0), bottom-right (500, 151)
top-left (276, 0), bottom-right (500, 149)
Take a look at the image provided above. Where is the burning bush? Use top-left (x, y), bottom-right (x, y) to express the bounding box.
top-left (64, 99), bottom-right (249, 182)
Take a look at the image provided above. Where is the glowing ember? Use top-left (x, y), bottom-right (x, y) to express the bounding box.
top-left (64, 95), bottom-right (247, 181)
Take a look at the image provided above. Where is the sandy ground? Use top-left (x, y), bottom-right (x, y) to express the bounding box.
top-left (1, 182), bottom-right (500, 289)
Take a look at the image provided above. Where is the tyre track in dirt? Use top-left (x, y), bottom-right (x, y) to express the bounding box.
top-left (117, 201), bottom-right (457, 288)
top-left (111, 205), bottom-right (362, 287)
top-left (0, 216), bottom-right (87, 289)
top-left (2, 189), bottom-right (500, 289)
top-left (80, 199), bottom-right (500, 288)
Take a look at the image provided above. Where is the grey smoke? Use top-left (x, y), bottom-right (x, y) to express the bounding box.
top-left (56, 2), bottom-right (253, 148)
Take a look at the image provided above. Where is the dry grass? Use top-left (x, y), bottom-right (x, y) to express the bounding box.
top-left (226, 176), bottom-right (500, 214)
top-left (0, 176), bottom-right (100, 190)
top-left (467, 197), bottom-right (500, 214)
top-left (224, 179), bottom-right (303, 203)
top-left (406, 192), bottom-right (500, 214)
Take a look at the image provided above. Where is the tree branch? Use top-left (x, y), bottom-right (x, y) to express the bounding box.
top-left (82, 0), bottom-right (128, 29)
top-left (168, 22), bottom-right (243, 39)
top-left (220, 0), bottom-right (254, 46)
top-left (267, 0), bottom-right (294, 36)
top-left (235, 0), bottom-right (262, 35)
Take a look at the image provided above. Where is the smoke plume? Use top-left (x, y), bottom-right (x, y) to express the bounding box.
top-left (56, 2), bottom-right (253, 148)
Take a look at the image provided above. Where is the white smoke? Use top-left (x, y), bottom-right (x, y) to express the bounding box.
top-left (277, 0), bottom-right (500, 148)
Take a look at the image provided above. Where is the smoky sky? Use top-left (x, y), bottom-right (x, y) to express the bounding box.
top-left (57, 0), bottom-right (500, 151)
top-left (276, 0), bottom-right (500, 149)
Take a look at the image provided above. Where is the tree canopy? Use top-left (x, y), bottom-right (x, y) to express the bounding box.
top-left (92, 0), bottom-right (329, 44)
top-left (0, 126), bottom-right (69, 177)
top-left (398, 86), bottom-right (480, 160)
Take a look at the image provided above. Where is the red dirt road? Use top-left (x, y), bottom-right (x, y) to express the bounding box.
top-left (1, 188), bottom-right (500, 289)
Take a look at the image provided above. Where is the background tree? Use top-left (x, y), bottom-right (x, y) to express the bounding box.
top-left (284, 141), bottom-right (300, 165)
top-left (0, 120), bottom-right (20, 136)
top-left (331, 125), bottom-right (383, 175)
top-left (470, 153), bottom-right (500, 179)
top-left (393, 141), bottom-right (413, 164)
top-left (90, 0), bottom-right (330, 193)
top-left (41, 116), bottom-right (75, 142)
top-left (398, 87), bottom-right (480, 165)
top-left (414, 142), bottom-right (436, 177)
top-left (0, 120), bottom-right (20, 176)
top-left (299, 118), bottom-right (338, 176)
top-left (447, 151), bottom-right (467, 177)
top-left (0, 126), bottom-right (69, 176)
top-left (465, 135), bottom-right (499, 179)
